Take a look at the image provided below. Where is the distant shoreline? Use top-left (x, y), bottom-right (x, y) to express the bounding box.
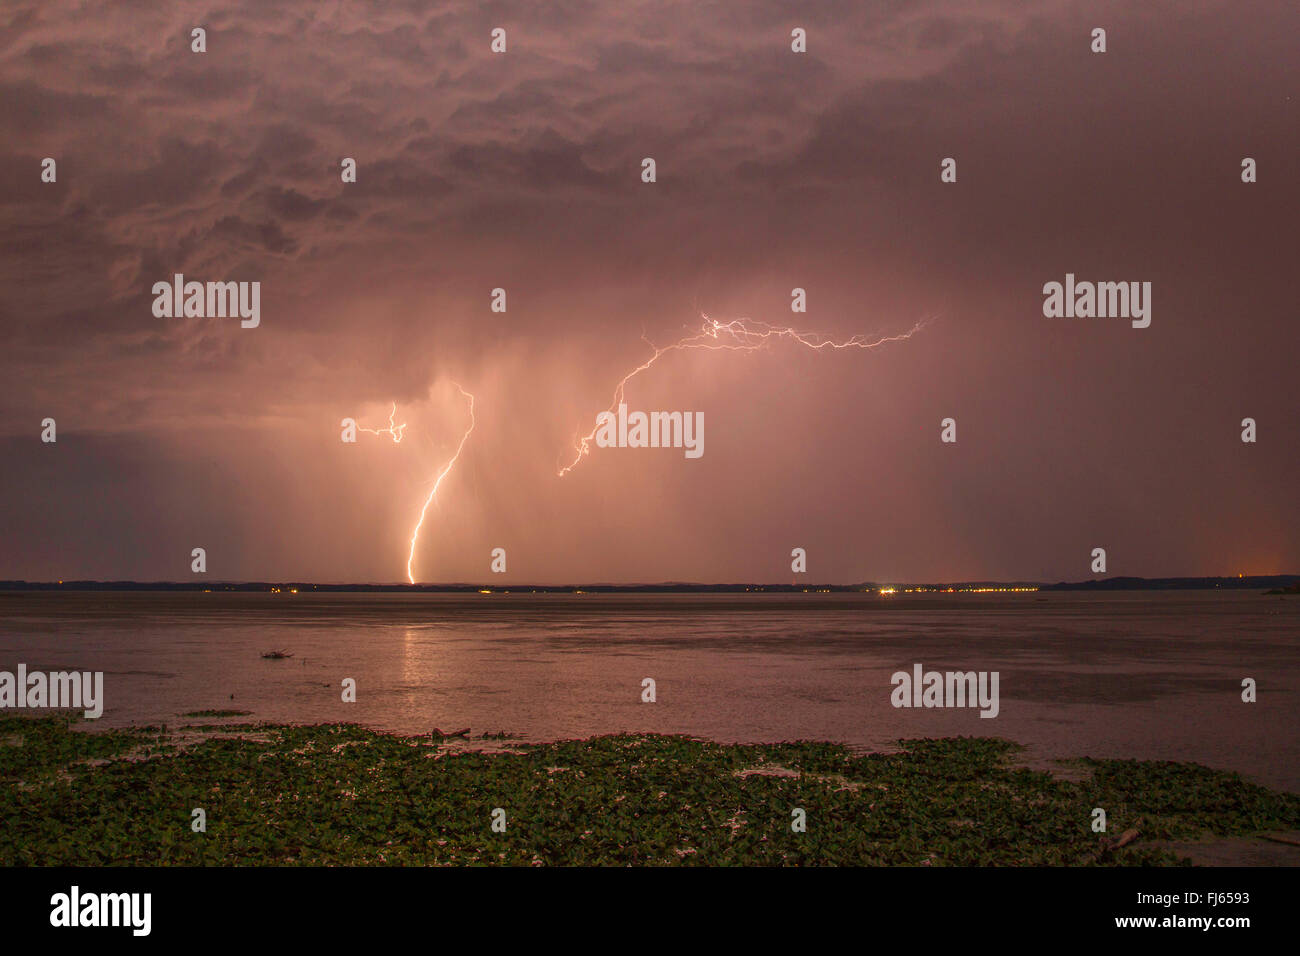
top-left (1, 575), bottom-right (1297, 594)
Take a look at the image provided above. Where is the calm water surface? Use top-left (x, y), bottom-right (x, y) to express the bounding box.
top-left (1, 590), bottom-right (1296, 790)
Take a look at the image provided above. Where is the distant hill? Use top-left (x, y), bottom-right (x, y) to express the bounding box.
top-left (1039, 575), bottom-right (1300, 591)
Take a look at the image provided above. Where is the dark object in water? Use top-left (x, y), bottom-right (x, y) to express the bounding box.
top-left (431, 727), bottom-right (470, 739)
top-left (261, 649), bottom-right (293, 659)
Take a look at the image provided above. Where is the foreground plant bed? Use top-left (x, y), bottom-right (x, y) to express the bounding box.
top-left (1, 716), bottom-right (1296, 866)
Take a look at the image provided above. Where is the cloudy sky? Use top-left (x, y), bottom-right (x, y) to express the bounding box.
top-left (0, 0), bottom-right (1295, 583)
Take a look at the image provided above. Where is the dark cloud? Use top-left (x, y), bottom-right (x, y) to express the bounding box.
top-left (0, 0), bottom-right (1294, 583)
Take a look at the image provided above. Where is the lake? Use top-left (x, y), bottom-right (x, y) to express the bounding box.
top-left (1, 589), bottom-right (1295, 790)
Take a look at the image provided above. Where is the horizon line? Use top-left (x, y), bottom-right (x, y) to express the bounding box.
top-left (2, 574), bottom-right (1297, 593)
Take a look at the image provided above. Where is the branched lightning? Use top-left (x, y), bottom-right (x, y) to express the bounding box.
top-left (405, 384), bottom-right (475, 585)
top-left (557, 313), bottom-right (930, 476)
top-left (353, 388), bottom-right (475, 583)
top-left (358, 402), bottom-right (407, 443)
top-left (353, 313), bottom-right (924, 578)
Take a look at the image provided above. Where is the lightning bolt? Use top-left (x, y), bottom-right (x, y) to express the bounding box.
top-left (357, 402), bottom-right (407, 443)
top-left (557, 313), bottom-right (930, 476)
top-left (406, 384), bottom-right (475, 585)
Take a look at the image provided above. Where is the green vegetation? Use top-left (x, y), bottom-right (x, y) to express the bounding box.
top-left (2, 715), bottom-right (1296, 866)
